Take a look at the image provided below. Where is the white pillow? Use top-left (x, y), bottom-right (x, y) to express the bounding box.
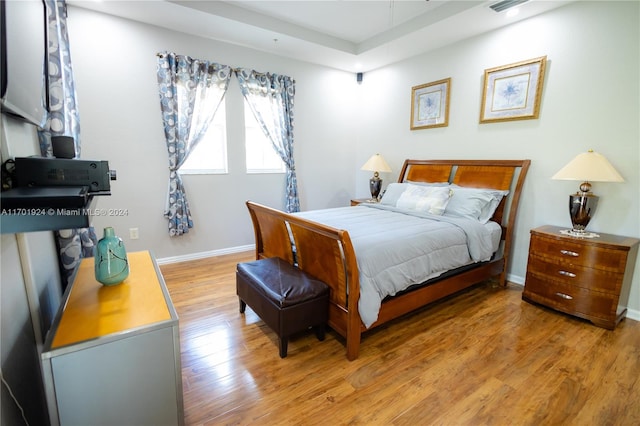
top-left (382, 181), bottom-right (450, 205)
top-left (395, 184), bottom-right (453, 215)
top-left (444, 185), bottom-right (509, 223)
top-left (379, 182), bottom-right (409, 206)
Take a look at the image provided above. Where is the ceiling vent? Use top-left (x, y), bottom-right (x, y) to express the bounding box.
top-left (489, 0), bottom-right (529, 13)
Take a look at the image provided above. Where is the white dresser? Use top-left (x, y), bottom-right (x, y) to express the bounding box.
top-left (41, 251), bottom-right (184, 426)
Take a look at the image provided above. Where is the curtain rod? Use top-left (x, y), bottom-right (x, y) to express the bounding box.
top-left (156, 53), bottom-right (288, 79)
top-left (233, 67), bottom-right (269, 76)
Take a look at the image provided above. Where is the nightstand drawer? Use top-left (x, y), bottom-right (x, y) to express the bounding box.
top-left (523, 275), bottom-right (616, 321)
top-left (529, 235), bottom-right (628, 272)
top-left (526, 255), bottom-right (622, 293)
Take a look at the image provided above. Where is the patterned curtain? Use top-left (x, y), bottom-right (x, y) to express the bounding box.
top-left (235, 68), bottom-right (299, 213)
top-left (38, 0), bottom-right (96, 288)
top-left (38, 0), bottom-right (80, 157)
top-left (156, 52), bottom-right (232, 236)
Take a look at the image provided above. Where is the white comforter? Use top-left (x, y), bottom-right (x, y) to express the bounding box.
top-left (295, 204), bottom-right (501, 328)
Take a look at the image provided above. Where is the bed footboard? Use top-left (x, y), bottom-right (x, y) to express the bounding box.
top-left (246, 201), bottom-right (363, 360)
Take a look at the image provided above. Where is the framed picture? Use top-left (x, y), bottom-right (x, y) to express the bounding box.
top-left (480, 56), bottom-right (547, 123)
top-left (410, 78), bottom-right (451, 130)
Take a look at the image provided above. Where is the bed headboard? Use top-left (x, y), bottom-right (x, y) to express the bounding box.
top-left (397, 159), bottom-right (528, 189)
top-left (397, 159), bottom-right (531, 251)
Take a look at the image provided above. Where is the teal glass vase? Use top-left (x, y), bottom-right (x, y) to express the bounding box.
top-left (94, 227), bottom-right (129, 286)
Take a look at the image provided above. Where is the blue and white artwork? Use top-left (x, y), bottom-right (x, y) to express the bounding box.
top-left (491, 72), bottom-right (531, 112)
top-left (480, 56), bottom-right (546, 123)
top-left (411, 78), bottom-right (450, 129)
top-left (418, 90), bottom-right (442, 121)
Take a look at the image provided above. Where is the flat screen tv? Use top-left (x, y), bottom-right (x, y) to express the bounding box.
top-left (1, 0), bottom-right (47, 127)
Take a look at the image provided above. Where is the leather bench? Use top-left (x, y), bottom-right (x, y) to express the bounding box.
top-left (236, 257), bottom-right (330, 358)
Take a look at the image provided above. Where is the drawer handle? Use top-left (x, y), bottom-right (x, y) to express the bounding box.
top-left (558, 270), bottom-right (576, 278)
top-left (560, 249), bottom-right (579, 257)
top-left (555, 292), bottom-right (573, 300)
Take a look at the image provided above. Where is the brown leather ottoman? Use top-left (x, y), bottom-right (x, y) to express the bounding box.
top-left (236, 257), bottom-right (329, 358)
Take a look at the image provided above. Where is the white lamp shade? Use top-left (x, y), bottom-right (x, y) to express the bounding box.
top-left (551, 150), bottom-right (624, 183)
top-left (361, 154), bottom-right (392, 173)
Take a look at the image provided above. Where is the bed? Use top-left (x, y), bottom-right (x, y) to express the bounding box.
top-left (246, 159), bottom-right (530, 360)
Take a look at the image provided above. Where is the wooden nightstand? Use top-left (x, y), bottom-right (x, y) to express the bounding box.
top-left (523, 225), bottom-right (639, 329)
top-left (350, 198), bottom-right (377, 206)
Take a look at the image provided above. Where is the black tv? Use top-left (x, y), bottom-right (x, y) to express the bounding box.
top-left (1, 0), bottom-right (47, 127)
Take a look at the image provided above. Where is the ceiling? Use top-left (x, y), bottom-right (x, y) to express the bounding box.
top-left (68, 0), bottom-right (574, 72)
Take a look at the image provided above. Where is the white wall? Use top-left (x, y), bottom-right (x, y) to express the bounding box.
top-left (66, 2), bottom-right (639, 314)
top-left (358, 1), bottom-right (640, 313)
top-left (66, 6), bottom-right (358, 261)
top-left (1, 116), bottom-right (59, 426)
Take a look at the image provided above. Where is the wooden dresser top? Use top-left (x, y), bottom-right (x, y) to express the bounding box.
top-left (51, 251), bottom-right (172, 349)
top-left (531, 225), bottom-right (639, 251)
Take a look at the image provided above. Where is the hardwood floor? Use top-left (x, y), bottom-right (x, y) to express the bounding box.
top-left (160, 252), bottom-right (640, 426)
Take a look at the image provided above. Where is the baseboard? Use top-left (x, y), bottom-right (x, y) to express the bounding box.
top-left (156, 244), bottom-right (254, 265)
top-left (506, 273), bottom-right (640, 322)
top-left (627, 308), bottom-right (640, 322)
top-left (156, 254), bottom-right (640, 322)
top-left (507, 273), bottom-right (525, 286)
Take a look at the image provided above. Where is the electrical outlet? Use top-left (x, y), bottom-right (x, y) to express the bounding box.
top-left (129, 228), bottom-right (139, 240)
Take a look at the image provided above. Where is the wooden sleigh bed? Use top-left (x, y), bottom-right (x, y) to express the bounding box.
top-left (246, 159), bottom-right (530, 360)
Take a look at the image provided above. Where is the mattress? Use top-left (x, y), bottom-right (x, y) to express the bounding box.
top-left (295, 204), bottom-right (501, 328)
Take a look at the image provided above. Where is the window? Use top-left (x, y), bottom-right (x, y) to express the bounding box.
top-left (179, 102), bottom-right (228, 174)
top-left (244, 100), bottom-right (285, 174)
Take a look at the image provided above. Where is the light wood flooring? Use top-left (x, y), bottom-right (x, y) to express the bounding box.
top-left (160, 251), bottom-right (640, 426)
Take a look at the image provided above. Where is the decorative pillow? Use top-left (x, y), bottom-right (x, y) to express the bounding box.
top-left (379, 182), bottom-right (409, 206)
top-left (395, 184), bottom-right (453, 215)
top-left (444, 185), bottom-right (509, 223)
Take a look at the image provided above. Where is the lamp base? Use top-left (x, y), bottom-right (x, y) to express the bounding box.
top-left (568, 192), bottom-right (598, 233)
top-left (369, 175), bottom-right (382, 201)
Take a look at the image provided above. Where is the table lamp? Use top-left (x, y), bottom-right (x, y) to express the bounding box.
top-left (361, 154), bottom-right (392, 201)
top-left (551, 149), bottom-right (624, 235)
